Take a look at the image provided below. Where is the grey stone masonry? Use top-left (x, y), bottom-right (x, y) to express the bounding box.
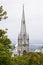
top-left (18, 5), bottom-right (29, 55)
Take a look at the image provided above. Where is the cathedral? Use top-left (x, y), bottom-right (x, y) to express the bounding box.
top-left (18, 5), bottom-right (29, 55)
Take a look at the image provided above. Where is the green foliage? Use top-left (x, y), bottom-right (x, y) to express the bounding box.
top-left (0, 29), bottom-right (15, 65)
top-left (0, 29), bottom-right (6, 37)
top-left (0, 6), bottom-right (8, 21)
top-left (0, 29), bottom-right (16, 65)
top-left (0, 43), bottom-right (14, 65)
top-left (0, 5), bottom-right (15, 65)
top-left (12, 53), bottom-right (43, 65)
top-left (0, 29), bottom-right (11, 49)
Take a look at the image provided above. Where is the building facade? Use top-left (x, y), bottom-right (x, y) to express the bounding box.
top-left (18, 5), bottom-right (29, 55)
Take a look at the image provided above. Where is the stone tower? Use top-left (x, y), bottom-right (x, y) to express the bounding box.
top-left (18, 5), bottom-right (29, 55)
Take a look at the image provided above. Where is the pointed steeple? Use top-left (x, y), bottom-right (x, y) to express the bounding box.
top-left (18, 5), bottom-right (29, 55)
top-left (21, 4), bottom-right (26, 35)
top-left (22, 4), bottom-right (25, 21)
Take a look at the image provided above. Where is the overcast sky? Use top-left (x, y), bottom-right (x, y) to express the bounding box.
top-left (0, 0), bottom-right (43, 44)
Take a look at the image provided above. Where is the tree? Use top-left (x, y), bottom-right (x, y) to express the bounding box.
top-left (0, 29), bottom-right (15, 65)
top-left (0, 43), bottom-right (15, 65)
top-left (0, 5), bottom-right (15, 65)
top-left (0, 5), bottom-right (15, 51)
top-left (0, 5), bottom-right (8, 21)
top-left (0, 29), bottom-right (11, 50)
top-left (28, 52), bottom-right (41, 65)
top-left (12, 53), bottom-right (43, 65)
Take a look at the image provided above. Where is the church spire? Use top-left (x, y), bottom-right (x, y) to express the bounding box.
top-left (22, 4), bottom-right (25, 21)
top-left (21, 4), bottom-right (26, 35)
top-left (18, 5), bottom-right (29, 55)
